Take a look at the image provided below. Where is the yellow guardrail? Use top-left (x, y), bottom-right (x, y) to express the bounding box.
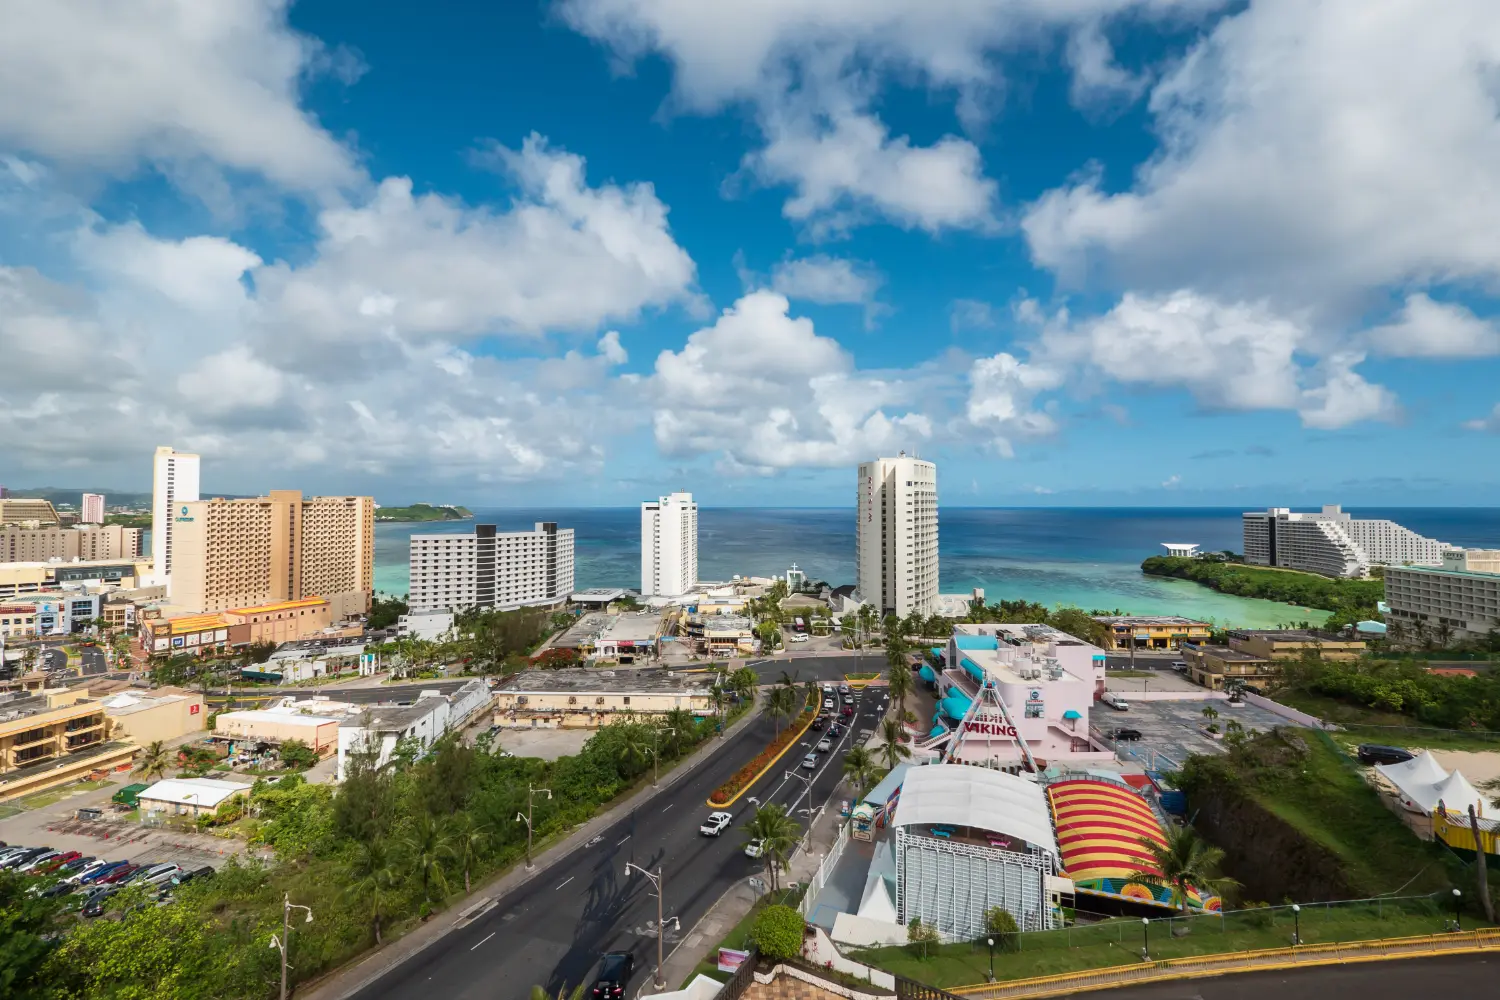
top-left (950, 928), bottom-right (1500, 998)
top-left (706, 696), bottom-right (819, 808)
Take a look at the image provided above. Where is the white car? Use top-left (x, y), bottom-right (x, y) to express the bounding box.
top-left (790, 634), bottom-right (810, 643)
top-left (823, 697), bottom-right (835, 710)
top-left (816, 738), bottom-right (833, 753)
top-left (700, 811), bottom-right (734, 836)
top-left (744, 841), bottom-right (764, 859)
top-left (801, 753), bottom-right (818, 770)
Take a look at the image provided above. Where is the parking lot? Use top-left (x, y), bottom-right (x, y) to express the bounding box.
top-left (1098, 699), bottom-right (1296, 770)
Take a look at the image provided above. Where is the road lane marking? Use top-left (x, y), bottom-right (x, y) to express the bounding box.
top-left (661, 803), bottom-right (673, 812)
top-left (470, 931), bottom-right (496, 950)
top-left (556, 876), bottom-right (574, 890)
top-left (617, 835), bottom-right (631, 846)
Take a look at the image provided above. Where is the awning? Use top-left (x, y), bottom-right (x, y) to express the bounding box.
top-left (918, 664), bottom-right (936, 683)
top-left (1063, 709), bottom-right (1081, 720)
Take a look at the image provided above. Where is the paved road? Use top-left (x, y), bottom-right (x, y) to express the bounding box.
top-left (744, 654), bottom-right (889, 683)
top-left (1071, 953), bottom-right (1497, 1000)
top-left (349, 685), bottom-right (889, 1000)
top-left (79, 646), bottom-right (107, 675)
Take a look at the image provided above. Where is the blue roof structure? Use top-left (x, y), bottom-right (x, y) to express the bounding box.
top-left (954, 634), bottom-right (999, 651)
top-left (918, 664), bottom-right (937, 683)
top-left (863, 761), bottom-right (914, 808)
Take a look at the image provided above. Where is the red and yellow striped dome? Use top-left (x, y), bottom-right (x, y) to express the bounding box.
top-left (1049, 778), bottom-right (1168, 882)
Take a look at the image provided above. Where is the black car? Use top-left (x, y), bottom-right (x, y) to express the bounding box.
top-left (592, 952), bottom-right (635, 998)
top-left (1357, 743), bottom-right (1414, 766)
top-left (810, 717), bottom-right (826, 730)
top-left (81, 888), bottom-right (117, 918)
top-left (1110, 728), bottom-right (1143, 742)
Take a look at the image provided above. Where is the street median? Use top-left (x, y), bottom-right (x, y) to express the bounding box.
top-left (707, 695), bottom-right (817, 807)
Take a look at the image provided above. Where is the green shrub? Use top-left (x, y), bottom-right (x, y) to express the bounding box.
top-left (984, 906), bottom-right (1020, 951)
top-left (752, 904), bottom-right (805, 960)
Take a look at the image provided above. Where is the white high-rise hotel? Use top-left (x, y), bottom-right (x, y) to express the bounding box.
top-left (150, 445), bottom-right (200, 593)
top-left (641, 492), bottom-right (697, 597)
top-left (409, 522), bottom-right (574, 615)
top-left (857, 455), bottom-right (939, 618)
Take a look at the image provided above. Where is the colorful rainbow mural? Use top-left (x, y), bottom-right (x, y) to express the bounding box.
top-left (1047, 778), bottom-right (1222, 912)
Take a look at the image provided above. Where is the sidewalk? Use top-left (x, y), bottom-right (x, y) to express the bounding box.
top-left (297, 699), bottom-right (766, 1000)
top-left (653, 717), bottom-right (881, 993)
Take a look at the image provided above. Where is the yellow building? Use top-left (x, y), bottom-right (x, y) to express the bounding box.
top-left (102, 689), bottom-right (206, 744)
top-left (140, 612), bottom-right (233, 656)
top-left (170, 491), bottom-right (375, 616)
top-left (494, 668), bottom-right (713, 728)
top-left (0, 688), bottom-right (135, 801)
top-left (1092, 615), bottom-right (1213, 651)
top-left (1181, 645), bottom-right (1282, 690)
top-left (1226, 628), bottom-right (1366, 661)
top-left (222, 597), bottom-right (334, 644)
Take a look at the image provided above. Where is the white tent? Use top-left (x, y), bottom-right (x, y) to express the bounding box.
top-left (1376, 750), bottom-right (1447, 789)
top-left (1376, 752), bottom-right (1486, 815)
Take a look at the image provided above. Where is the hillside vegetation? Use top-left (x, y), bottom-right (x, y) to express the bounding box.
top-left (375, 503), bottom-right (473, 522)
top-left (1142, 555), bottom-right (1380, 625)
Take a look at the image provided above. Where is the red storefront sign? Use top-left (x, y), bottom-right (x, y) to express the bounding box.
top-left (963, 719), bottom-right (1018, 738)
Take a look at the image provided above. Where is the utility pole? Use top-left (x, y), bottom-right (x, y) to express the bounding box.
top-left (516, 783), bottom-right (552, 869)
top-left (651, 727), bottom-right (677, 787)
top-left (270, 892), bottom-right (313, 1000)
top-left (1469, 804), bottom-right (1495, 922)
top-left (626, 862), bottom-right (668, 988)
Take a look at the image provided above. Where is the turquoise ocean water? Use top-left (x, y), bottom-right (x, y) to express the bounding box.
top-left (372, 507), bottom-right (1500, 630)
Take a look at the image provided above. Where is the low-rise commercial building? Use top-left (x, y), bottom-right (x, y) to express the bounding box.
top-left (222, 597), bottom-right (333, 645)
top-left (1181, 628), bottom-right (1366, 690)
top-left (682, 613), bottom-right (757, 655)
top-left (494, 668), bottom-right (712, 728)
top-left (594, 613), bottom-right (663, 663)
top-left (136, 777), bottom-right (253, 819)
top-left (101, 689), bottom-right (206, 744)
top-left (140, 613), bottom-right (233, 655)
top-left (1384, 549), bottom-right (1500, 641)
top-left (0, 687), bottom-right (134, 801)
top-left (0, 559), bottom-right (153, 599)
top-left (212, 707), bottom-right (342, 756)
top-left (0, 602), bottom-right (38, 639)
top-left (1091, 615), bottom-right (1213, 651)
top-left (396, 611), bottom-right (455, 642)
top-left (29, 591), bottom-right (103, 636)
top-left (1181, 645), bottom-right (1281, 690)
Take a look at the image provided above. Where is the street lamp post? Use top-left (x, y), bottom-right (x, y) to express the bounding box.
top-left (626, 862), bottom-right (668, 988)
top-left (268, 892), bottom-right (313, 1000)
top-left (1453, 888), bottom-right (1463, 930)
top-left (986, 937), bottom-right (995, 982)
top-left (1291, 904), bottom-right (1301, 945)
top-left (1141, 917), bottom-right (1150, 961)
top-left (651, 727), bottom-right (678, 787)
top-left (515, 783), bottom-right (552, 869)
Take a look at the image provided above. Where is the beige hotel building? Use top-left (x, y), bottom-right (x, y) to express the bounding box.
top-left (170, 491), bottom-right (375, 618)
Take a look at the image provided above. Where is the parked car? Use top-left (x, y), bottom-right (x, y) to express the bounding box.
top-left (39, 881), bottom-right (77, 899)
top-left (816, 737), bottom-right (833, 753)
top-left (58, 856), bottom-right (96, 874)
top-left (140, 863), bottom-right (183, 887)
top-left (100, 864), bottom-right (140, 885)
top-left (591, 951), bottom-right (636, 998)
top-left (1171, 661), bottom-right (1188, 672)
top-left (699, 812), bottom-right (733, 836)
top-left (1101, 692), bottom-right (1130, 711)
top-left (801, 753), bottom-right (817, 770)
top-left (790, 634), bottom-right (810, 643)
top-left (2, 848), bottom-right (51, 870)
top-left (32, 851), bottom-right (81, 873)
top-left (173, 865), bottom-right (215, 886)
top-left (72, 860), bottom-right (125, 885)
top-left (1109, 728), bottom-right (1143, 741)
top-left (81, 888), bottom-right (117, 918)
top-left (1357, 744), bottom-right (1415, 766)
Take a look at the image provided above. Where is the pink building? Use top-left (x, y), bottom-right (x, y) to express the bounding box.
top-left (81, 493), bottom-right (104, 524)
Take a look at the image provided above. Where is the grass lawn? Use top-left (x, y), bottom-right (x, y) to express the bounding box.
top-left (679, 888), bottom-right (801, 988)
top-left (1105, 670), bottom-right (1157, 678)
top-left (850, 902), bottom-right (1467, 988)
top-left (845, 672), bottom-right (881, 681)
top-left (1244, 731), bottom-right (1456, 895)
top-left (0, 804), bottom-right (21, 820)
top-left (1278, 691), bottom-right (1500, 751)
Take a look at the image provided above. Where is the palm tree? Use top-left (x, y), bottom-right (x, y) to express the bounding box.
top-left (447, 812), bottom-right (491, 894)
top-left (530, 985), bottom-right (585, 1000)
top-left (842, 745), bottom-right (878, 801)
top-left (1201, 705), bottom-right (1219, 723)
top-left (402, 813), bottom-right (455, 902)
top-left (133, 740), bottom-right (171, 782)
top-left (730, 667), bottom-right (758, 704)
top-left (617, 723), bottom-right (654, 779)
top-left (1436, 621), bottom-right (1454, 650)
top-left (344, 840), bottom-right (401, 944)
top-left (1125, 826), bottom-right (1240, 913)
top-left (886, 660), bottom-right (914, 717)
top-left (879, 717), bottom-right (912, 772)
top-left (742, 803), bottom-right (801, 892)
top-left (766, 686), bottom-right (795, 738)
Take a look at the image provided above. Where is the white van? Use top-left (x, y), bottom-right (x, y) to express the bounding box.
top-left (1102, 692), bottom-right (1130, 711)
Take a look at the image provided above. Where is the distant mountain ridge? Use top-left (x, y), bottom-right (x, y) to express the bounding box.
top-left (375, 503), bottom-right (473, 522)
top-left (4, 487), bottom-right (254, 509)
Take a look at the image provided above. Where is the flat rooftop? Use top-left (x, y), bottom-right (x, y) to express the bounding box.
top-left (1228, 628), bottom-right (1360, 643)
top-left (339, 700), bottom-right (442, 732)
top-left (571, 588), bottom-right (628, 602)
top-left (600, 614), bottom-right (662, 642)
top-left (229, 597), bottom-right (328, 616)
top-left (498, 668), bottom-right (709, 694)
top-left (150, 613), bottom-right (228, 634)
top-left (1187, 645), bottom-right (1267, 663)
top-left (215, 708), bottom-right (341, 727)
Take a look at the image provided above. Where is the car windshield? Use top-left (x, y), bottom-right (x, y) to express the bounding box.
top-left (599, 955), bottom-right (629, 979)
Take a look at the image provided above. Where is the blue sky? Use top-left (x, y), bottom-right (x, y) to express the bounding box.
top-left (1, 0), bottom-right (1497, 507)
